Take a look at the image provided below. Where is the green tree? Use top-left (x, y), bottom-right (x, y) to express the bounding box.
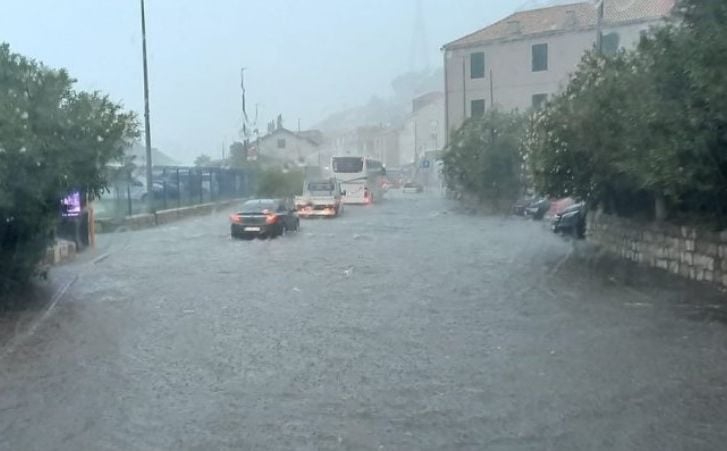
top-left (255, 168), bottom-right (304, 198)
top-left (442, 110), bottom-right (526, 209)
top-left (194, 154), bottom-right (212, 167)
top-left (227, 141), bottom-right (247, 168)
top-left (525, 1), bottom-right (727, 223)
top-left (0, 43), bottom-right (138, 293)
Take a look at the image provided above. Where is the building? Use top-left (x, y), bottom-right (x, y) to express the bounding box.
top-left (322, 126), bottom-right (392, 161)
top-left (127, 142), bottom-right (180, 167)
top-left (442, 0), bottom-right (675, 141)
top-left (398, 92), bottom-right (445, 167)
top-left (252, 127), bottom-right (321, 167)
top-left (374, 127), bottom-right (401, 168)
top-left (316, 93), bottom-right (444, 170)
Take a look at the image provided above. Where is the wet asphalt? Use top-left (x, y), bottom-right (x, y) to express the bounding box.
top-left (1, 190), bottom-right (727, 450)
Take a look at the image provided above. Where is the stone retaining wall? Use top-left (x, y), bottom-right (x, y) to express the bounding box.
top-left (587, 211), bottom-right (727, 289)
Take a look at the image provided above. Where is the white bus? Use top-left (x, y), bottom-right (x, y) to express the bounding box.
top-left (331, 156), bottom-right (385, 204)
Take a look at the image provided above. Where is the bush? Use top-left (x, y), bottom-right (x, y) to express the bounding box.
top-left (255, 168), bottom-right (304, 198)
top-left (524, 0), bottom-right (727, 225)
top-left (442, 110), bottom-right (527, 209)
top-left (0, 43), bottom-right (138, 293)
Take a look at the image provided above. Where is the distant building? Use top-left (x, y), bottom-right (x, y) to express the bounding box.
top-left (374, 128), bottom-right (401, 168)
top-left (442, 0), bottom-right (675, 141)
top-left (398, 91), bottom-right (445, 167)
top-left (127, 142), bottom-right (180, 167)
top-left (252, 127), bottom-right (321, 167)
top-left (323, 126), bottom-right (390, 161)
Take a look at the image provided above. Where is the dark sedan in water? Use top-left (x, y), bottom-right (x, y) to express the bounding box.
top-left (229, 199), bottom-right (300, 239)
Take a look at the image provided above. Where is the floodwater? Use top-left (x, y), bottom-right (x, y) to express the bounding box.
top-left (2, 191), bottom-right (727, 450)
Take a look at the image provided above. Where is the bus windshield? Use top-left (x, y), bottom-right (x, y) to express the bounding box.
top-left (332, 157), bottom-right (364, 173)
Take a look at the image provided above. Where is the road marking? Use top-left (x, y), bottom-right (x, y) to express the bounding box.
top-left (92, 252), bottom-right (111, 264)
top-left (0, 275), bottom-right (78, 361)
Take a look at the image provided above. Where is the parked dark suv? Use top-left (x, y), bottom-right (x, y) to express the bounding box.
top-left (552, 202), bottom-right (586, 238)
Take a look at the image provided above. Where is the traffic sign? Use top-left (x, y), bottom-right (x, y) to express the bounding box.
top-left (421, 160), bottom-right (431, 169)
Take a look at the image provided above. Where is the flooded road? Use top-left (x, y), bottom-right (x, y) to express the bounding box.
top-left (2, 192), bottom-right (727, 450)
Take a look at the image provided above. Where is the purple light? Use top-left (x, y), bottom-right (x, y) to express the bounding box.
top-left (61, 191), bottom-right (81, 217)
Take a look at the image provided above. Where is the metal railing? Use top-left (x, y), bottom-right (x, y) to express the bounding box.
top-left (95, 166), bottom-right (256, 219)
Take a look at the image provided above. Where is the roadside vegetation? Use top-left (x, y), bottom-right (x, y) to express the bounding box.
top-left (0, 44), bottom-right (138, 294)
top-left (255, 168), bottom-right (304, 198)
top-left (443, 1), bottom-right (727, 227)
top-left (441, 110), bottom-right (527, 211)
top-left (525, 0), bottom-right (727, 226)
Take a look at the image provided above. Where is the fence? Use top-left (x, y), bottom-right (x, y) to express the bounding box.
top-left (95, 166), bottom-right (256, 219)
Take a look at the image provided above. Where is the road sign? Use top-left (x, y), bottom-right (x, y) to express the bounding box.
top-left (421, 160), bottom-right (431, 169)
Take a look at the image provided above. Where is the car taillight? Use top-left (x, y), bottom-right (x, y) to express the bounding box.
top-left (229, 214), bottom-right (243, 224)
top-left (265, 214), bottom-right (278, 224)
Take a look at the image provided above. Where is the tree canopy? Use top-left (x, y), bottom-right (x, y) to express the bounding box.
top-left (194, 154), bottom-right (212, 167)
top-left (524, 0), bottom-right (727, 224)
top-left (442, 110), bottom-right (527, 208)
top-left (0, 43), bottom-right (138, 292)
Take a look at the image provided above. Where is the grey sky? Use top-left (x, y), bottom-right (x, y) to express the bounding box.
top-left (2, 1), bottom-right (530, 164)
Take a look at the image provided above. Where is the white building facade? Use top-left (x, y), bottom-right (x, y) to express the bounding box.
top-left (255, 128), bottom-right (320, 166)
top-left (442, 0), bottom-right (675, 142)
top-left (398, 92), bottom-right (445, 168)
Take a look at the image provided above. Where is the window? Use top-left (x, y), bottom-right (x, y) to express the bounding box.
top-left (471, 99), bottom-right (485, 117)
top-left (532, 94), bottom-right (547, 109)
top-left (367, 160), bottom-right (382, 171)
top-left (532, 43), bottom-right (548, 72)
top-left (332, 157), bottom-right (364, 173)
top-left (470, 52), bottom-right (485, 79)
top-left (602, 32), bottom-right (621, 55)
top-left (308, 182), bottom-right (335, 192)
top-left (241, 200), bottom-right (276, 213)
top-left (277, 138), bottom-right (286, 149)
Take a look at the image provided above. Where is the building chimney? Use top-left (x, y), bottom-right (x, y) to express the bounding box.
top-left (565, 10), bottom-right (578, 28)
top-left (506, 20), bottom-right (521, 34)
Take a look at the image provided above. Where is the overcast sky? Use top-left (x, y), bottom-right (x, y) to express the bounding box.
top-left (2, 1), bottom-right (540, 164)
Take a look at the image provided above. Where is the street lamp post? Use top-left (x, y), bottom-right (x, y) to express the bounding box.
top-left (140, 0), bottom-right (154, 212)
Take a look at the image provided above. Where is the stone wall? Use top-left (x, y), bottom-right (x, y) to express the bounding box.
top-left (587, 211), bottom-right (727, 289)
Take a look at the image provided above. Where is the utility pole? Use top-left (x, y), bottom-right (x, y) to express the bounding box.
top-left (462, 57), bottom-right (467, 120)
top-left (240, 68), bottom-right (248, 158)
top-left (596, 0), bottom-right (604, 54)
top-left (140, 0), bottom-right (154, 212)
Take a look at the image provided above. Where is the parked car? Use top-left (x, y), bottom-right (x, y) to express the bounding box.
top-left (229, 198), bottom-right (300, 239)
top-left (138, 180), bottom-right (181, 201)
top-left (552, 202), bottom-right (586, 238)
top-left (548, 197), bottom-right (576, 218)
top-left (403, 182), bottom-right (423, 193)
top-left (512, 197), bottom-right (534, 216)
top-left (525, 198), bottom-right (551, 220)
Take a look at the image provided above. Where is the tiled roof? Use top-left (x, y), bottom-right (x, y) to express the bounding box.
top-left (443, 0), bottom-right (675, 49)
top-left (605, 0), bottom-right (675, 24)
